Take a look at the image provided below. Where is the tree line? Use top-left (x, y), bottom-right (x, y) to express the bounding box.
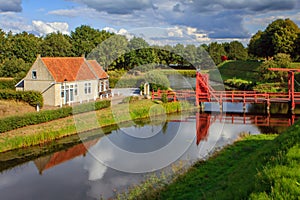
top-left (0, 18), bottom-right (299, 79)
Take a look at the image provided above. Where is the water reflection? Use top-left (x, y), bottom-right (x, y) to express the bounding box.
top-left (0, 111), bottom-right (298, 200)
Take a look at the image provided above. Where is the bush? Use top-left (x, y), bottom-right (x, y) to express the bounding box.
top-left (0, 79), bottom-right (16, 90)
top-left (161, 93), bottom-right (168, 103)
top-left (145, 71), bottom-right (170, 91)
top-left (0, 90), bottom-right (43, 107)
top-left (224, 78), bottom-right (257, 90)
top-left (0, 100), bottom-right (111, 133)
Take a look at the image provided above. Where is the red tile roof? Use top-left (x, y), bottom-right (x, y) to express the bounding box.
top-left (87, 60), bottom-right (109, 79)
top-left (41, 57), bottom-right (99, 82)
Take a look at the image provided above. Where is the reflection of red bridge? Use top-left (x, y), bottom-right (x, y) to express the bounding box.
top-left (195, 113), bottom-right (297, 145)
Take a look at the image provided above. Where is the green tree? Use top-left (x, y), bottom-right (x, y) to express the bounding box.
top-left (0, 29), bottom-right (6, 63)
top-left (71, 25), bottom-right (113, 57)
top-left (126, 37), bottom-right (156, 69)
top-left (41, 32), bottom-right (74, 57)
top-left (0, 57), bottom-right (30, 78)
top-left (10, 32), bottom-right (42, 63)
top-left (248, 19), bottom-right (300, 59)
top-left (227, 41), bottom-right (248, 60)
top-left (208, 42), bottom-right (226, 65)
top-left (259, 53), bottom-right (292, 83)
top-left (88, 34), bottom-right (129, 70)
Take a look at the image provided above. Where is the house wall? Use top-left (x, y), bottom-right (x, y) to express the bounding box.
top-left (56, 80), bottom-right (99, 106)
top-left (23, 58), bottom-right (56, 106)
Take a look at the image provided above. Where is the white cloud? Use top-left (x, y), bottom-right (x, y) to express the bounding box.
top-left (32, 20), bottom-right (69, 36)
top-left (103, 27), bottom-right (134, 39)
top-left (0, 13), bottom-right (32, 33)
top-left (48, 7), bottom-right (98, 18)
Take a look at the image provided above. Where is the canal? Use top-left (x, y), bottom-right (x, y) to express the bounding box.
top-left (0, 103), bottom-right (297, 199)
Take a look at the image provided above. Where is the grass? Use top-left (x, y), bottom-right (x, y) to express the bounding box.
top-left (0, 100), bottom-right (195, 153)
top-left (0, 100), bottom-right (35, 118)
top-left (210, 60), bottom-right (262, 82)
top-left (126, 118), bottom-right (300, 200)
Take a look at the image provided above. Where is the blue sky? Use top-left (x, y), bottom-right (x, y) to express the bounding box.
top-left (0, 0), bottom-right (299, 45)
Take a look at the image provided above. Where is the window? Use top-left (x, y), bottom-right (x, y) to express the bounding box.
top-left (84, 82), bottom-right (92, 94)
top-left (74, 84), bottom-right (78, 96)
top-left (61, 85), bottom-right (64, 98)
top-left (32, 70), bottom-right (37, 79)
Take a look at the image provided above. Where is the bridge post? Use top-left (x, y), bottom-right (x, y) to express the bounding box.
top-left (290, 71), bottom-right (295, 114)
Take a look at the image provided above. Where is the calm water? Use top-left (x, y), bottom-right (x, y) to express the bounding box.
top-left (0, 103), bottom-right (297, 199)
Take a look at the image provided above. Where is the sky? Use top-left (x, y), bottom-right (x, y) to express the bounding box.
top-left (0, 0), bottom-right (299, 46)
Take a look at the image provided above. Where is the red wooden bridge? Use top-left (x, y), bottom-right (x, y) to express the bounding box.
top-left (152, 68), bottom-right (300, 113)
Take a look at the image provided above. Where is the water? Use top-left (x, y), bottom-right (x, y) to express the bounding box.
top-left (0, 103), bottom-right (296, 199)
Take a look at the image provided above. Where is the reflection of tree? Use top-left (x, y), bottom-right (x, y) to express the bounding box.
top-left (257, 125), bottom-right (289, 134)
top-left (248, 103), bottom-right (289, 114)
top-left (162, 122), bottom-right (168, 134)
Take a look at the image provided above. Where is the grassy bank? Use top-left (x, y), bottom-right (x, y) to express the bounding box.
top-left (126, 120), bottom-right (300, 199)
top-left (210, 60), bottom-right (262, 82)
top-left (0, 100), bottom-right (194, 153)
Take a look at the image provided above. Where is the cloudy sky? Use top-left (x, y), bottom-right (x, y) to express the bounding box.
top-left (0, 0), bottom-right (299, 45)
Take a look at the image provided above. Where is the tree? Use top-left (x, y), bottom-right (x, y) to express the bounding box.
top-left (259, 53), bottom-right (292, 83)
top-left (0, 57), bottom-right (30, 78)
top-left (208, 42), bottom-right (226, 65)
top-left (10, 32), bottom-right (42, 63)
top-left (248, 19), bottom-right (300, 59)
top-left (227, 41), bottom-right (248, 60)
top-left (41, 32), bottom-right (74, 57)
top-left (71, 25), bottom-right (113, 57)
top-left (88, 34), bottom-right (129, 70)
top-left (126, 37), bottom-right (157, 69)
top-left (248, 30), bottom-right (264, 58)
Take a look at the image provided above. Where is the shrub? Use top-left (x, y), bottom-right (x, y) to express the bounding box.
top-left (161, 93), bottom-right (168, 103)
top-left (0, 79), bottom-right (16, 90)
top-left (0, 90), bottom-right (43, 107)
top-left (0, 100), bottom-right (110, 133)
top-left (145, 71), bottom-right (170, 91)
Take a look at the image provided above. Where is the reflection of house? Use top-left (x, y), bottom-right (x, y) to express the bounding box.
top-left (16, 55), bottom-right (110, 106)
top-left (34, 139), bottom-right (99, 174)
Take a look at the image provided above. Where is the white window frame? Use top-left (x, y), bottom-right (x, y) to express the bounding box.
top-left (84, 82), bottom-right (92, 94)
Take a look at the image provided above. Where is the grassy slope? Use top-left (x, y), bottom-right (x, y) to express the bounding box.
top-left (210, 60), bottom-right (262, 82)
top-left (135, 120), bottom-right (300, 200)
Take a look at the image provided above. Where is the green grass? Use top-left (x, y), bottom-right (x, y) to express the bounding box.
top-left (210, 60), bottom-right (262, 82)
top-left (290, 62), bottom-right (300, 68)
top-left (127, 119), bottom-right (300, 200)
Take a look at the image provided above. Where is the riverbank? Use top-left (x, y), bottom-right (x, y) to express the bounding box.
top-left (0, 99), bottom-right (194, 153)
top-left (122, 120), bottom-right (300, 199)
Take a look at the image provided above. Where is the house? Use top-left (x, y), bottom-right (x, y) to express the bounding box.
top-left (16, 55), bottom-right (110, 106)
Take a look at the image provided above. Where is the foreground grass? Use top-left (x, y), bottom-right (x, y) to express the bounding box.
top-left (128, 120), bottom-right (300, 200)
top-left (0, 100), bottom-right (194, 153)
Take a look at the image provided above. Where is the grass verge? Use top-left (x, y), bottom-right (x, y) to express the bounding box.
top-left (0, 100), bottom-right (195, 153)
top-left (126, 120), bottom-right (300, 200)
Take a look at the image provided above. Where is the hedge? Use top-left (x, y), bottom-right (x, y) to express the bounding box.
top-left (0, 100), bottom-right (111, 133)
top-left (0, 90), bottom-right (43, 107)
top-left (0, 79), bottom-right (15, 90)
